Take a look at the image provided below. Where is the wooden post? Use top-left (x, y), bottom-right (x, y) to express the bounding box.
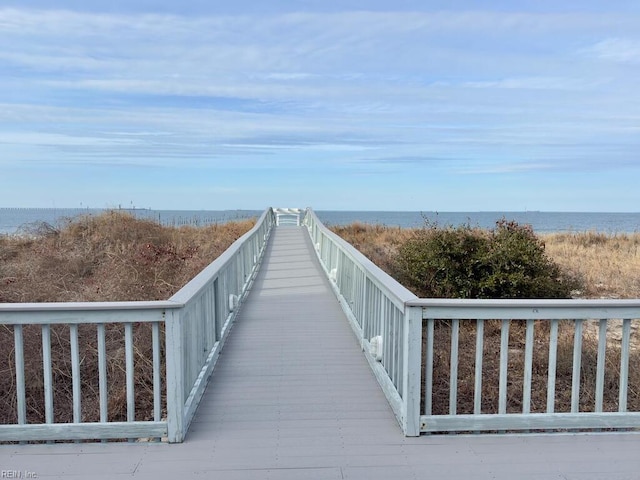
top-left (165, 309), bottom-right (185, 443)
top-left (402, 306), bottom-right (422, 436)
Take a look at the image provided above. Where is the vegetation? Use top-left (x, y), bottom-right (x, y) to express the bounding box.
top-left (541, 231), bottom-right (640, 299)
top-left (393, 219), bottom-right (578, 299)
top-left (0, 211), bottom-right (254, 302)
top-left (332, 222), bottom-right (640, 299)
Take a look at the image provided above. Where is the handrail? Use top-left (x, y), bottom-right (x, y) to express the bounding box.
top-left (0, 300), bottom-right (181, 314)
top-left (407, 297), bottom-right (640, 318)
top-left (303, 209), bottom-right (417, 307)
top-left (303, 208), bottom-right (422, 435)
top-left (415, 298), bottom-right (640, 433)
top-left (303, 208), bottom-right (640, 436)
top-left (0, 208), bottom-right (276, 443)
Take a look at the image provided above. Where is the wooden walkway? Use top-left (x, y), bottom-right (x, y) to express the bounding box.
top-left (3, 226), bottom-right (640, 479)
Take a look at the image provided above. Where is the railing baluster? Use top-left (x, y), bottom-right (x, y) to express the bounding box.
top-left (619, 319), bottom-right (631, 412)
top-left (547, 319), bottom-right (559, 413)
top-left (595, 319), bottom-right (608, 413)
top-left (125, 323), bottom-right (135, 423)
top-left (523, 319), bottom-right (534, 414)
top-left (474, 319), bottom-right (484, 415)
top-left (153, 322), bottom-right (161, 423)
top-left (571, 319), bottom-right (584, 413)
top-left (387, 302), bottom-right (394, 384)
top-left (364, 277), bottom-right (370, 339)
top-left (450, 319), bottom-right (459, 415)
top-left (498, 319), bottom-right (510, 414)
top-left (425, 318), bottom-right (434, 416)
top-left (395, 306), bottom-right (401, 390)
top-left (42, 324), bottom-right (54, 425)
top-left (69, 324), bottom-right (81, 423)
top-left (398, 309), bottom-right (405, 394)
top-left (97, 323), bottom-right (108, 424)
top-left (14, 324), bottom-right (27, 425)
top-left (378, 289), bottom-right (384, 342)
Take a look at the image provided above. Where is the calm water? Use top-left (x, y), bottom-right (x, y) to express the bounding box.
top-left (1, 208), bottom-right (639, 235)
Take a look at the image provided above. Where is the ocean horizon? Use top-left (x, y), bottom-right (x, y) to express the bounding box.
top-left (1, 207), bottom-right (639, 235)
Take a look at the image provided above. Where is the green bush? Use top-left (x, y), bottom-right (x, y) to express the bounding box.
top-left (393, 219), bottom-right (578, 299)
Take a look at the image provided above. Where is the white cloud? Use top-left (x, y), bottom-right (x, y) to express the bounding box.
top-left (452, 161), bottom-right (555, 175)
top-left (589, 38), bottom-right (640, 63)
top-left (0, 131), bottom-right (135, 146)
top-left (464, 77), bottom-right (601, 91)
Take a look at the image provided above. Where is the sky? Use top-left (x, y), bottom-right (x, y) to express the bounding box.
top-left (0, 1), bottom-right (639, 211)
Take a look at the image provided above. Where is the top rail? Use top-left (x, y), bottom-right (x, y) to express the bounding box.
top-left (303, 209), bottom-right (417, 308)
top-left (407, 298), bottom-right (640, 319)
top-left (273, 207), bottom-right (303, 226)
top-left (170, 208), bottom-right (274, 304)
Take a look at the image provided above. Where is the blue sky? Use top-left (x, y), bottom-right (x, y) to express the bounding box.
top-left (1, 1), bottom-right (639, 211)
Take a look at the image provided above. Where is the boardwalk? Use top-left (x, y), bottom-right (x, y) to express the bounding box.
top-left (2, 226), bottom-right (640, 479)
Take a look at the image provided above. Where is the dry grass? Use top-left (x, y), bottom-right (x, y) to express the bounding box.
top-left (331, 222), bottom-right (417, 275)
top-left (0, 211), bottom-right (254, 427)
top-left (542, 232), bottom-right (640, 299)
top-left (0, 210), bottom-right (255, 302)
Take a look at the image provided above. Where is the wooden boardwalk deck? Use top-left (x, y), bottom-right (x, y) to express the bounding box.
top-left (2, 226), bottom-right (640, 479)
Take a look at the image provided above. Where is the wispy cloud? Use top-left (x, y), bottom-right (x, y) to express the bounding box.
top-left (452, 161), bottom-right (556, 175)
top-left (0, 6), bottom-right (639, 209)
top-left (588, 38), bottom-right (640, 63)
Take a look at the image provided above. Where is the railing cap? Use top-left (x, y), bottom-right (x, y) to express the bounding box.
top-left (406, 298), bottom-right (640, 308)
top-left (0, 300), bottom-right (183, 312)
top-left (304, 208), bottom-right (418, 305)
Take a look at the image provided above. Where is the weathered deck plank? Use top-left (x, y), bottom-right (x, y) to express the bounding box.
top-left (2, 226), bottom-right (639, 479)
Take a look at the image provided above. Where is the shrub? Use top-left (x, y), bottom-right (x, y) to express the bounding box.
top-left (394, 219), bottom-right (579, 299)
top-left (394, 222), bottom-right (490, 298)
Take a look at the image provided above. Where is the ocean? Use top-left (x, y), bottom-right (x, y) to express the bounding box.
top-left (1, 208), bottom-right (639, 236)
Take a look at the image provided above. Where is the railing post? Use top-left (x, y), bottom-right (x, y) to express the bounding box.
top-left (402, 305), bottom-right (422, 436)
top-left (165, 308), bottom-right (185, 443)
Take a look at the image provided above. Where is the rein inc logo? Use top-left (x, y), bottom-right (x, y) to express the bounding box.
top-left (1, 472), bottom-right (37, 479)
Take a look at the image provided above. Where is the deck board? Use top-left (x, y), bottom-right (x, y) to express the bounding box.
top-left (2, 226), bottom-right (640, 479)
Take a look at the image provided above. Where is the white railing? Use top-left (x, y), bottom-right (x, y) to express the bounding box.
top-left (411, 299), bottom-right (640, 433)
top-left (0, 208), bottom-right (275, 443)
top-left (303, 208), bottom-right (422, 436)
top-left (303, 208), bottom-right (640, 436)
top-left (273, 207), bottom-right (302, 226)
top-left (0, 302), bottom-right (173, 442)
